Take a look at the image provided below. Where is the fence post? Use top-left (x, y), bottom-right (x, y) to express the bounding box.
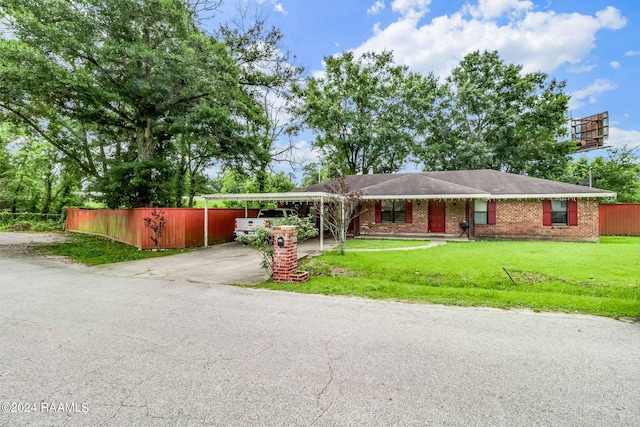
top-left (204, 200), bottom-right (209, 248)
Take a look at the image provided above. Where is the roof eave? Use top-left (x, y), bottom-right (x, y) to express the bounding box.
top-left (200, 191), bottom-right (346, 202)
top-left (360, 194), bottom-right (489, 200)
top-left (491, 192), bottom-right (617, 199)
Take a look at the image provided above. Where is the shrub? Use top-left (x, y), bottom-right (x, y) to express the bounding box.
top-left (236, 214), bottom-right (318, 276)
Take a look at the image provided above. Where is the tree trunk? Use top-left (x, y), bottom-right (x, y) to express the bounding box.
top-left (41, 176), bottom-right (53, 214)
top-left (136, 118), bottom-right (155, 207)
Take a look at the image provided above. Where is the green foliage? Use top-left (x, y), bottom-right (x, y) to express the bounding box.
top-left (217, 169), bottom-right (296, 208)
top-left (259, 239), bottom-right (640, 319)
top-left (415, 50), bottom-right (572, 178)
top-left (294, 51), bottom-right (436, 175)
top-left (300, 163), bottom-right (322, 188)
top-left (278, 214), bottom-right (319, 241)
top-left (40, 233), bottom-right (187, 266)
top-left (0, 125), bottom-right (82, 213)
top-left (0, 0), bottom-right (266, 207)
top-left (563, 147), bottom-right (640, 202)
top-left (0, 212), bottom-right (64, 231)
top-left (235, 214), bottom-right (318, 276)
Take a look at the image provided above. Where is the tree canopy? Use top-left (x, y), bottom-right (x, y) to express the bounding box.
top-left (414, 51), bottom-right (574, 177)
top-left (293, 51), bottom-right (436, 175)
top-left (563, 147), bottom-right (640, 202)
top-left (0, 0), bottom-right (264, 207)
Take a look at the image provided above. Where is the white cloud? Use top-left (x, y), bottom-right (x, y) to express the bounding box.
top-left (595, 7), bottom-right (626, 30)
top-left (367, 0), bottom-right (386, 16)
top-left (467, 0), bottom-right (533, 20)
top-left (566, 63), bottom-right (595, 73)
top-left (391, 0), bottom-right (431, 17)
top-left (352, 1), bottom-right (627, 78)
top-left (609, 60), bottom-right (621, 69)
top-left (607, 127), bottom-right (640, 149)
top-left (569, 79), bottom-right (617, 110)
top-left (273, 3), bottom-right (287, 16)
top-left (625, 50), bottom-right (640, 56)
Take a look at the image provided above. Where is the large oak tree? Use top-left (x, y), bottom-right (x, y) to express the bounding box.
top-left (415, 50), bottom-right (574, 178)
top-left (0, 0), bottom-right (263, 207)
top-left (293, 51), bottom-right (437, 175)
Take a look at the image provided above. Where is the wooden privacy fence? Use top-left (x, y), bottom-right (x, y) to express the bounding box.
top-left (65, 208), bottom-right (259, 249)
top-left (599, 204), bottom-right (640, 236)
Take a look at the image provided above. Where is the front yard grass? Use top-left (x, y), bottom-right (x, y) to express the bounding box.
top-left (39, 233), bottom-right (188, 266)
top-left (258, 238), bottom-right (640, 320)
top-left (344, 239), bottom-right (431, 249)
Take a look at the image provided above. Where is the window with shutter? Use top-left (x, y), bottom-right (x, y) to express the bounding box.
top-left (474, 200), bottom-right (495, 225)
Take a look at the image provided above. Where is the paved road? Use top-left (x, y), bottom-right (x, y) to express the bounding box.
top-left (1, 233), bottom-right (639, 426)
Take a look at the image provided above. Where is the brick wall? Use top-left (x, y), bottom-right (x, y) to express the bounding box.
top-left (473, 199), bottom-right (599, 241)
top-left (358, 200), bottom-right (469, 235)
top-left (357, 198), bottom-right (600, 241)
top-left (359, 200), bottom-right (427, 234)
top-left (444, 201), bottom-right (468, 234)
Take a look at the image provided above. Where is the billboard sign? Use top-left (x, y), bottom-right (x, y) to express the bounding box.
top-left (571, 111), bottom-right (609, 151)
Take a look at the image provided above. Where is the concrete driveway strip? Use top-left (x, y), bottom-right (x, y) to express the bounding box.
top-left (91, 242), bottom-right (270, 285)
top-left (91, 238), bottom-right (333, 285)
top-left (0, 234), bottom-right (639, 426)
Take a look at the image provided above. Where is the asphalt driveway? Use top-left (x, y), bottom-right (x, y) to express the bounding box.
top-left (1, 233), bottom-right (639, 426)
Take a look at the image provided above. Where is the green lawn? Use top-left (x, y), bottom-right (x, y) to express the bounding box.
top-left (258, 238), bottom-right (640, 320)
top-left (39, 233), bottom-right (189, 266)
top-left (343, 239), bottom-right (431, 249)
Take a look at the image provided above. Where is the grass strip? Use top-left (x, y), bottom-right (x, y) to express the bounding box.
top-left (343, 239), bottom-right (431, 249)
top-left (257, 239), bottom-right (640, 320)
top-left (40, 233), bottom-right (189, 266)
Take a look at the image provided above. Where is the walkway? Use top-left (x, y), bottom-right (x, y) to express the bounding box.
top-left (343, 239), bottom-right (447, 252)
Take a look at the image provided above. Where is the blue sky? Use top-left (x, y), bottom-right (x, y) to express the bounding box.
top-left (223, 0), bottom-right (640, 179)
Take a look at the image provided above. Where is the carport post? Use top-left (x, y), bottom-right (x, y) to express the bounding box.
top-left (320, 195), bottom-right (324, 252)
top-left (204, 199), bottom-right (209, 248)
top-left (245, 202), bottom-right (248, 218)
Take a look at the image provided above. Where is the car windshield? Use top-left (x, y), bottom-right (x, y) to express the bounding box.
top-left (258, 210), bottom-right (286, 218)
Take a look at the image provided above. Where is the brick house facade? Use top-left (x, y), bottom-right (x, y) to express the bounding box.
top-left (358, 198), bottom-right (601, 241)
top-left (299, 170), bottom-right (616, 242)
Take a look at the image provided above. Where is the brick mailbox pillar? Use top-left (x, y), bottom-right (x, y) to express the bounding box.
top-left (272, 225), bottom-right (310, 283)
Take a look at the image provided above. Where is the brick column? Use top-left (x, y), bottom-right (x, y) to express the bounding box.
top-left (272, 225), bottom-right (310, 283)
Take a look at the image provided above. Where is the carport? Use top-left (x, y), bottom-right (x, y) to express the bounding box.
top-left (199, 192), bottom-right (347, 252)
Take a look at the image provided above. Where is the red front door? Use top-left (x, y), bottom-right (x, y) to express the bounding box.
top-left (428, 200), bottom-right (446, 233)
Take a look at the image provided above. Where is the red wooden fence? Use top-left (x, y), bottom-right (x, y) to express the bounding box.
top-left (599, 204), bottom-right (640, 236)
top-left (65, 208), bottom-right (259, 249)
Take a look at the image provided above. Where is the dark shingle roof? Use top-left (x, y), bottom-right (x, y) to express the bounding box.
top-left (297, 169), bottom-right (615, 199)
